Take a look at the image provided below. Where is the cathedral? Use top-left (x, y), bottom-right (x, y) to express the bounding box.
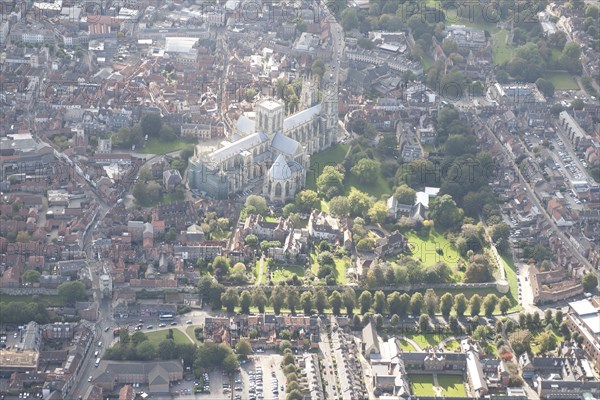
top-left (187, 79), bottom-right (338, 201)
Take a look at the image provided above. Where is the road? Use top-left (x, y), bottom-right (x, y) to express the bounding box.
top-left (477, 115), bottom-right (598, 283)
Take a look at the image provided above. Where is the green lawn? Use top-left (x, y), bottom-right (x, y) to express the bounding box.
top-left (531, 330), bottom-right (565, 355)
top-left (399, 339), bottom-right (416, 352)
top-left (499, 254), bottom-right (522, 314)
top-left (271, 264), bottom-right (306, 283)
top-left (264, 216), bottom-right (278, 222)
top-left (144, 329), bottom-right (193, 346)
top-left (410, 375), bottom-right (436, 397)
top-left (139, 137), bottom-right (188, 154)
top-left (544, 72), bottom-right (579, 90)
top-left (405, 333), bottom-right (449, 349)
top-left (306, 143), bottom-right (348, 191)
top-left (492, 30), bottom-right (512, 65)
top-left (346, 175), bottom-right (392, 199)
top-left (334, 258), bottom-right (348, 284)
top-left (162, 191), bottom-right (185, 204)
top-left (254, 260), bottom-right (265, 285)
top-left (437, 375), bottom-right (467, 397)
top-left (404, 229), bottom-right (463, 268)
top-left (185, 325), bottom-right (203, 345)
top-left (445, 339), bottom-right (461, 352)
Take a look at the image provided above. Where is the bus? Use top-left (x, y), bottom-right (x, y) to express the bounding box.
top-left (95, 358), bottom-right (100, 367)
top-left (159, 314), bottom-right (175, 322)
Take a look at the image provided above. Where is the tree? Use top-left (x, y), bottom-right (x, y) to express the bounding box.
top-left (295, 190), bottom-right (320, 213)
top-left (158, 339), bottom-right (177, 360)
top-left (582, 273), bottom-right (598, 291)
top-left (212, 256), bottom-right (230, 278)
top-left (356, 238), bottom-right (376, 253)
top-left (368, 202), bottom-right (388, 225)
top-left (245, 195), bottom-right (268, 215)
top-left (236, 339), bottom-right (252, 359)
top-left (271, 286), bottom-right (286, 314)
top-left (316, 166), bottom-right (344, 198)
top-left (464, 255), bottom-right (494, 283)
top-left (394, 185), bottom-right (416, 205)
top-left (341, 8), bottom-right (359, 31)
top-left (239, 290), bottom-right (252, 314)
top-left (440, 293), bottom-right (454, 319)
top-left (22, 270), bottom-right (41, 284)
top-left (314, 288), bottom-right (328, 314)
top-left (343, 288), bottom-right (356, 315)
top-left (351, 158), bottom-right (380, 184)
top-left (424, 289), bottom-right (438, 317)
top-left (454, 294), bottom-right (468, 317)
top-left (373, 291), bottom-right (386, 314)
top-left (387, 292), bottom-right (402, 316)
top-left (359, 291), bottom-right (373, 315)
top-left (57, 281), bottom-right (87, 305)
top-left (398, 293), bottom-right (411, 317)
top-left (560, 42), bottom-right (583, 74)
top-left (469, 294), bottom-right (482, 316)
top-left (329, 196), bottom-right (350, 217)
top-left (545, 309), bottom-right (553, 326)
top-left (222, 353), bottom-right (240, 374)
top-left (489, 223), bottom-right (511, 253)
top-left (498, 296), bottom-right (511, 315)
top-left (509, 330), bottom-right (532, 355)
top-left (141, 113), bottom-right (162, 138)
top-left (136, 341), bottom-right (157, 361)
top-left (348, 190), bottom-right (373, 217)
top-left (311, 60), bottom-right (325, 79)
top-left (300, 291), bottom-right (314, 315)
top-left (390, 314), bottom-right (399, 327)
top-left (419, 314), bottom-right (431, 333)
top-left (483, 294), bottom-right (498, 318)
top-left (555, 310), bottom-right (563, 325)
top-left (539, 332), bottom-right (557, 353)
top-left (329, 290), bottom-right (343, 315)
top-left (535, 78), bottom-right (555, 98)
top-left (221, 288), bottom-right (239, 313)
top-left (286, 287), bottom-right (300, 315)
top-left (429, 194), bottom-right (464, 230)
top-left (410, 292), bottom-right (424, 316)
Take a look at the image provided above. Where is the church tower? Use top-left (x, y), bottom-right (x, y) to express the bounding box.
top-left (319, 82), bottom-right (338, 150)
top-left (300, 77), bottom-right (319, 110)
top-left (256, 98), bottom-right (285, 139)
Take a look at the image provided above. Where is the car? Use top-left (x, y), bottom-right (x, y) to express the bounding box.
top-left (104, 327), bottom-right (110, 332)
top-left (88, 376), bottom-right (93, 382)
top-left (171, 322), bottom-right (177, 326)
top-left (159, 323), bottom-right (166, 327)
top-left (146, 325), bottom-right (153, 329)
top-left (186, 320), bottom-right (193, 324)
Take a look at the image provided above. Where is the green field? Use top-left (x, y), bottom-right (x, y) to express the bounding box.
top-left (139, 137), bottom-right (189, 154)
top-left (492, 30), bottom-right (512, 65)
top-left (271, 264), bottom-right (306, 283)
top-left (544, 72), bottom-right (579, 90)
top-left (334, 258), bottom-right (348, 284)
top-left (445, 339), bottom-right (461, 352)
top-left (346, 174), bottom-right (392, 199)
top-left (144, 329), bottom-right (193, 346)
top-left (437, 375), bottom-right (467, 397)
top-left (399, 339), bottom-right (417, 352)
top-left (185, 325), bottom-right (203, 345)
top-left (405, 333), bottom-right (449, 349)
top-left (306, 143), bottom-right (349, 190)
top-left (404, 229), bottom-right (463, 268)
top-left (410, 375), bottom-right (436, 397)
top-left (499, 254), bottom-right (522, 314)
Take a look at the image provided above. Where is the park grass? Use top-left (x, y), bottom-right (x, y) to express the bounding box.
top-left (437, 375), bottom-right (467, 397)
top-left (346, 174), bottom-right (392, 199)
top-left (405, 333), bottom-right (449, 349)
top-left (139, 137), bottom-right (188, 154)
top-left (264, 216), bottom-right (278, 222)
top-left (306, 143), bottom-right (348, 191)
top-left (399, 339), bottom-right (416, 352)
top-left (271, 264), bottom-right (306, 283)
top-left (492, 30), bottom-right (512, 65)
top-left (409, 374), bottom-right (436, 397)
top-left (334, 258), bottom-right (348, 285)
top-left (144, 329), bottom-right (193, 346)
top-left (0, 294), bottom-right (66, 307)
top-left (544, 72), bottom-right (579, 90)
top-left (185, 325), bottom-right (203, 345)
top-left (531, 330), bottom-right (565, 356)
top-left (404, 228), bottom-right (463, 268)
top-left (445, 339), bottom-right (461, 352)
